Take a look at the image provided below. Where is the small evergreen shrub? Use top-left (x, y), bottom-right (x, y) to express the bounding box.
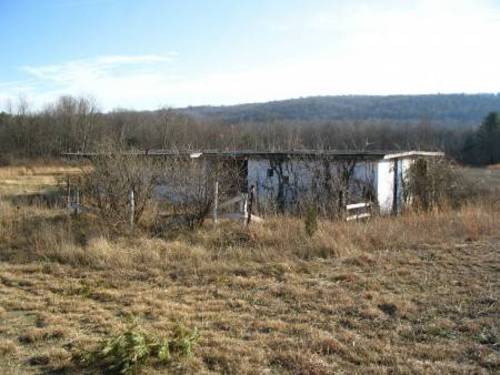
top-left (304, 207), bottom-right (318, 237)
top-left (75, 322), bottom-right (199, 374)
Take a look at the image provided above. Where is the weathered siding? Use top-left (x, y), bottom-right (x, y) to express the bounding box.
top-left (376, 158), bottom-right (414, 214)
top-left (153, 154), bottom-right (423, 216)
top-left (376, 160), bottom-right (394, 214)
top-left (247, 158), bottom-right (377, 213)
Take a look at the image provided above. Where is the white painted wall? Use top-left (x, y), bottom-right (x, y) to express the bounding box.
top-left (400, 158), bottom-right (414, 210)
top-left (247, 159), bottom-right (315, 211)
top-left (153, 155), bottom-right (420, 216)
top-left (247, 158), bottom-right (377, 213)
top-left (376, 160), bottom-right (394, 214)
top-left (376, 157), bottom-right (416, 214)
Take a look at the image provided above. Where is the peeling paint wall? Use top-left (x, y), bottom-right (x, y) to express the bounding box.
top-left (153, 155), bottom-right (418, 216)
top-left (376, 160), bottom-right (394, 215)
top-left (376, 158), bottom-right (414, 214)
top-left (247, 158), bottom-right (377, 214)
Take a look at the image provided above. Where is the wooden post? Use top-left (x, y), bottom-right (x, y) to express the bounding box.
top-left (213, 181), bottom-right (219, 224)
top-left (66, 176), bottom-right (71, 209)
top-left (392, 159), bottom-right (399, 215)
top-left (74, 186), bottom-right (80, 215)
top-left (255, 182), bottom-right (259, 214)
top-left (241, 193), bottom-right (248, 226)
top-left (128, 189), bottom-right (135, 230)
top-left (247, 184), bottom-right (255, 225)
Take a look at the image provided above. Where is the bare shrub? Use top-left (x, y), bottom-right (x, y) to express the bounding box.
top-left (403, 157), bottom-right (475, 211)
top-left (300, 158), bottom-right (375, 219)
top-left (158, 157), bottom-right (214, 230)
top-left (78, 147), bottom-right (244, 234)
top-left (158, 156), bottom-right (243, 230)
top-left (80, 142), bottom-right (161, 229)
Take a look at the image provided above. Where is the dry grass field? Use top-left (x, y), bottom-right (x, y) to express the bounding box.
top-left (0, 164), bottom-right (498, 374)
top-left (462, 165), bottom-right (500, 187)
top-left (0, 164), bottom-right (86, 196)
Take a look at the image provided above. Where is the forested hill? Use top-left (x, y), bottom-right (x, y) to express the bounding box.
top-left (179, 94), bottom-right (500, 127)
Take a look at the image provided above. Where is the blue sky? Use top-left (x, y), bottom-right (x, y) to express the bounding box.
top-left (1, 0), bottom-right (499, 111)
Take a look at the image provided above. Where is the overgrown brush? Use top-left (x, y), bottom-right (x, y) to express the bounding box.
top-left (75, 322), bottom-right (199, 374)
top-left (304, 207), bottom-right (318, 237)
top-left (1, 192), bottom-right (498, 275)
top-left (80, 142), bottom-right (161, 229)
top-left (403, 157), bottom-right (481, 210)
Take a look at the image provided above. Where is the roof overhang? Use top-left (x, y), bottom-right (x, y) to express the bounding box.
top-left (62, 150), bottom-right (445, 161)
top-left (383, 151), bottom-right (444, 160)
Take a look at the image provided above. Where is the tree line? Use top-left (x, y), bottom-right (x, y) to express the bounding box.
top-left (0, 95), bottom-right (498, 165)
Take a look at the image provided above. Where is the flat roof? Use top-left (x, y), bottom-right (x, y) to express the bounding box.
top-left (63, 149), bottom-right (444, 160)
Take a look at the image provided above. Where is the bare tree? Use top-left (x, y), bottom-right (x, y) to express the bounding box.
top-left (158, 156), bottom-right (240, 229)
top-left (81, 141), bottom-right (161, 229)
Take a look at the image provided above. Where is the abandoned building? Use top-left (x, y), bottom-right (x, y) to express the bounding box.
top-left (185, 150), bottom-right (444, 215)
top-left (66, 149), bottom-right (443, 216)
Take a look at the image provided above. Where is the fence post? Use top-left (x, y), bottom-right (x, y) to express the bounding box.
top-left (74, 186), bottom-right (80, 215)
top-left (241, 193), bottom-right (248, 226)
top-left (247, 184), bottom-right (255, 225)
top-left (128, 189), bottom-right (135, 230)
top-left (213, 180), bottom-right (219, 224)
top-left (66, 176), bottom-right (71, 209)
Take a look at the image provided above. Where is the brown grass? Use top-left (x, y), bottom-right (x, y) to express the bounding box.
top-left (0, 164), bottom-right (89, 196)
top-left (0, 165), bottom-right (499, 374)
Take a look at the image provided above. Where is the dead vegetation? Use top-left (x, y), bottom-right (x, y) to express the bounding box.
top-left (403, 158), bottom-right (493, 211)
top-left (0, 164), bottom-right (499, 374)
top-left (0, 163), bottom-right (86, 196)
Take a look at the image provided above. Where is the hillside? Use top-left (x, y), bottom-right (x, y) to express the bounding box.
top-left (180, 94), bottom-right (500, 126)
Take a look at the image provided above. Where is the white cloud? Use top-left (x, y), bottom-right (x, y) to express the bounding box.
top-left (1, 54), bottom-right (178, 110)
top-left (20, 54), bottom-right (175, 84)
